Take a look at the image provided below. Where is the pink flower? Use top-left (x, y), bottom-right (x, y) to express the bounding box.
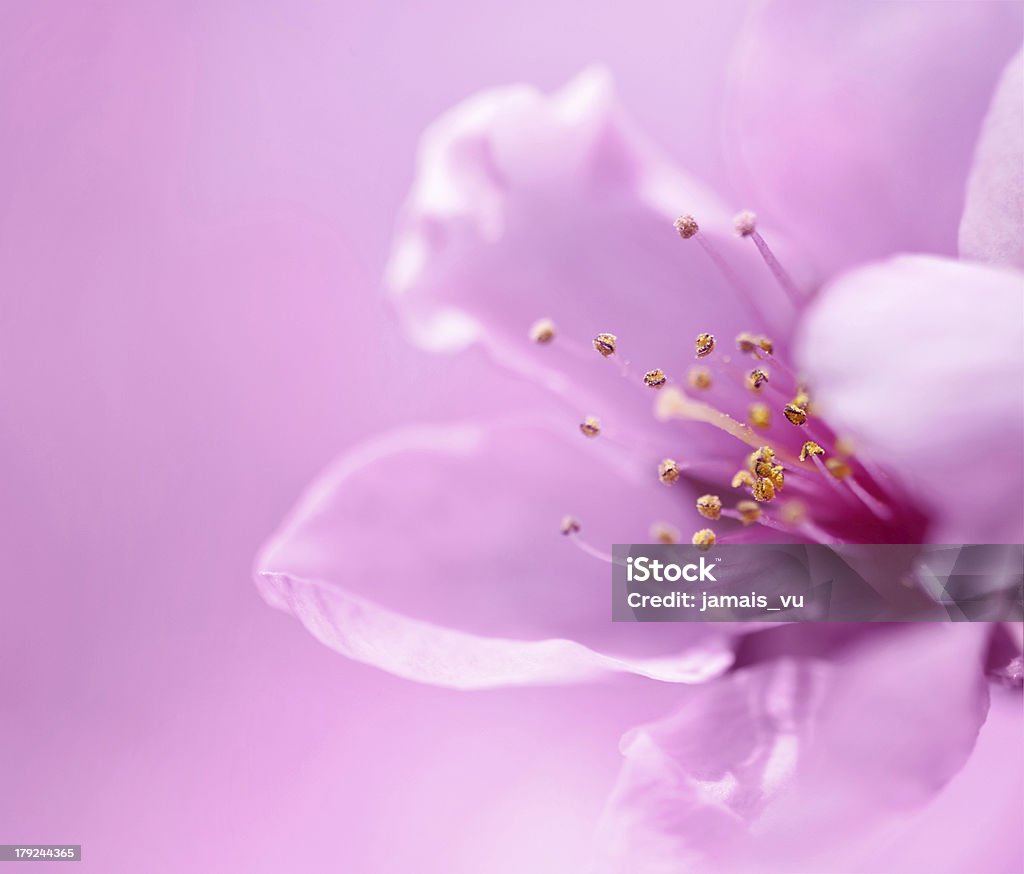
top-left (256, 2), bottom-right (1023, 869)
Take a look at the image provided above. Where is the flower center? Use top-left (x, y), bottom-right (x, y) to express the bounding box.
top-left (539, 210), bottom-right (929, 555)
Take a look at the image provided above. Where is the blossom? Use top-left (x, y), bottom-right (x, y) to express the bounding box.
top-left (256, 2), bottom-right (1023, 870)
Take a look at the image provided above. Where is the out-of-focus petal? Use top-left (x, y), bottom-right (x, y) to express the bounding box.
top-left (796, 255), bottom-right (1024, 543)
top-left (595, 624), bottom-right (993, 873)
top-left (255, 419), bottom-right (734, 689)
top-left (860, 683), bottom-right (1024, 874)
top-left (960, 47), bottom-right (1024, 269)
top-left (725, 0), bottom-right (1023, 273)
top-left (386, 68), bottom-right (804, 418)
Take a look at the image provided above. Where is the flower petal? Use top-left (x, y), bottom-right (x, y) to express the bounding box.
top-left (386, 68), bottom-right (803, 415)
top-left (725, 1), bottom-right (1023, 272)
top-left (596, 625), bottom-right (993, 873)
top-left (255, 420), bottom-right (734, 689)
top-left (960, 47), bottom-right (1024, 269)
top-left (796, 255), bottom-right (1024, 543)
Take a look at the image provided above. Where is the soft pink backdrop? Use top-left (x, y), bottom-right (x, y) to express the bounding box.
top-left (0, 2), bottom-right (750, 871)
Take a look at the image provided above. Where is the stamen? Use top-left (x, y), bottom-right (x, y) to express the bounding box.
top-left (749, 403), bottom-right (771, 429)
top-left (579, 416), bottom-right (601, 438)
top-left (673, 215), bottom-right (699, 239)
top-left (691, 528), bottom-right (716, 549)
top-left (687, 366), bottom-right (712, 390)
top-left (748, 445), bottom-right (776, 475)
top-left (845, 477), bottom-right (894, 520)
top-left (752, 477), bottom-right (776, 502)
top-left (780, 500), bottom-right (807, 526)
top-left (650, 522), bottom-right (680, 544)
top-left (592, 332), bottom-right (617, 357)
top-left (529, 318), bottom-right (557, 344)
top-left (834, 436), bottom-right (856, 457)
top-left (732, 470), bottom-right (755, 488)
top-left (658, 458), bottom-right (682, 485)
top-left (784, 403), bottom-right (808, 426)
top-left (733, 210), bottom-right (757, 238)
top-left (569, 534), bottom-right (616, 564)
top-left (695, 332), bottom-right (716, 358)
top-left (675, 216), bottom-right (776, 330)
top-left (746, 368), bottom-right (770, 391)
top-left (657, 386), bottom-right (794, 458)
top-left (742, 220), bottom-right (803, 308)
top-left (560, 516), bottom-right (581, 535)
top-left (825, 458), bottom-right (851, 479)
top-left (696, 494), bottom-right (722, 520)
top-left (800, 441), bottom-right (825, 461)
top-left (643, 368), bottom-right (667, 389)
top-left (734, 501), bottom-right (761, 525)
top-left (736, 332), bottom-right (774, 355)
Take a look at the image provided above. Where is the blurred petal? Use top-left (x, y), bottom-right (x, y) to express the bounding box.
top-left (797, 256), bottom-right (1024, 543)
top-left (725, 0), bottom-right (1023, 272)
top-left (386, 68), bottom-right (803, 417)
top-left (861, 684), bottom-right (1024, 874)
top-left (960, 47), bottom-right (1024, 269)
top-left (596, 625), bottom-right (993, 873)
top-left (255, 420), bottom-right (733, 689)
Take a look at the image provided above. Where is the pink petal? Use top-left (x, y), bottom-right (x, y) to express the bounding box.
top-left (255, 420), bottom-right (734, 689)
top-left (596, 625), bottom-right (994, 873)
top-left (960, 47), bottom-right (1024, 269)
top-left (386, 68), bottom-right (803, 417)
top-left (861, 684), bottom-right (1024, 874)
top-left (725, 1), bottom-right (1023, 273)
top-left (796, 255), bottom-right (1024, 543)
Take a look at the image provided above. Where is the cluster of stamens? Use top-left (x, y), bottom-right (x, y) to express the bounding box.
top-left (535, 209), bottom-right (901, 554)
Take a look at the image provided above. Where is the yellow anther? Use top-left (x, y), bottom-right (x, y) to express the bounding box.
top-left (749, 403), bottom-right (771, 429)
top-left (643, 368), bottom-right (667, 389)
top-left (792, 390), bottom-right (810, 409)
top-left (579, 416), bottom-right (601, 438)
top-left (834, 436), bottom-right (856, 457)
top-left (756, 336), bottom-right (774, 355)
top-left (733, 210), bottom-right (757, 237)
top-left (687, 366), bottom-right (712, 390)
top-left (752, 477), bottom-right (776, 503)
top-left (746, 368), bottom-right (769, 391)
top-left (799, 441), bottom-right (825, 461)
top-left (529, 318), bottom-right (556, 344)
top-left (825, 458), bottom-right (852, 479)
top-left (592, 332), bottom-right (617, 357)
top-left (780, 500), bottom-right (807, 525)
top-left (768, 464), bottom-right (785, 491)
top-left (673, 215), bottom-right (699, 239)
top-left (692, 528), bottom-right (716, 549)
top-left (736, 332), bottom-right (758, 353)
top-left (731, 470), bottom-right (755, 488)
top-left (560, 516), bottom-right (581, 535)
top-left (650, 522), bottom-right (680, 544)
top-left (784, 404), bottom-right (808, 426)
top-left (695, 332), bottom-right (716, 358)
top-left (696, 494), bottom-right (722, 521)
top-left (658, 458), bottom-right (682, 485)
top-left (748, 446), bottom-right (776, 477)
top-left (735, 501), bottom-right (762, 525)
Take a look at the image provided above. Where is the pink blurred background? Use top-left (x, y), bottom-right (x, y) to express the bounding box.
top-left (0, 2), bottom-right (753, 871)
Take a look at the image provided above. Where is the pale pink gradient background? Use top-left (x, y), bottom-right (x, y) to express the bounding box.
top-left (0, 3), bottom-right (753, 871)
